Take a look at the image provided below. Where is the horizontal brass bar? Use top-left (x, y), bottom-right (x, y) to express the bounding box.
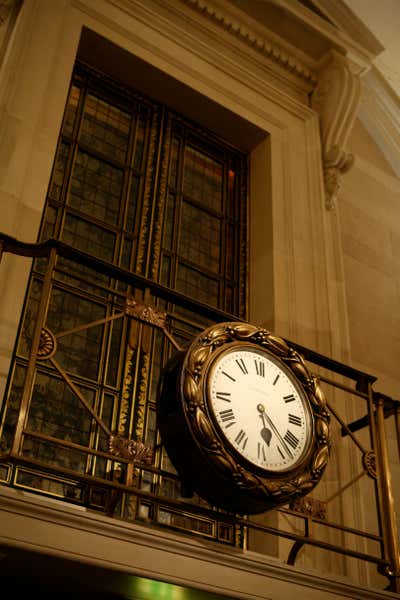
top-left (0, 231), bottom-right (381, 385)
top-left (279, 507), bottom-right (382, 542)
top-left (21, 428), bottom-right (180, 480)
top-left (5, 452), bottom-right (387, 567)
top-left (318, 375), bottom-right (369, 399)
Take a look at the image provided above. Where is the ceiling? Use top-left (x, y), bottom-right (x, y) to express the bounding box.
top-left (344, 0), bottom-right (400, 99)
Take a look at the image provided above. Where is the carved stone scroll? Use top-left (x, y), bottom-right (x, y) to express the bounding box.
top-left (312, 51), bottom-right (361, 210)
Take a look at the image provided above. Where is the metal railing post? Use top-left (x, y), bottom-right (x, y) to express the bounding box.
top-left (375, 393), bottom-right (400, 592)
top-left (11, 248), bottom-right (56, 456)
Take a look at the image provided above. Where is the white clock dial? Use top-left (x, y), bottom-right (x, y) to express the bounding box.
top-left (207, 345), bottom-right (312, 472)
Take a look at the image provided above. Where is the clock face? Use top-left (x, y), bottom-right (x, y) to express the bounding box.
top-left (207, 345), bottom-right (313, 473)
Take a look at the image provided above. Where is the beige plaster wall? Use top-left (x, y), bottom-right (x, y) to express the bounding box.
top-left (341, 118), bottom-right (400, 398)
top-left (340, 118), bottom-right (400, 560)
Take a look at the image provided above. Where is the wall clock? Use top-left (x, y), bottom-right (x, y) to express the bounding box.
top-left (157, 322), bottom-right (330, 515)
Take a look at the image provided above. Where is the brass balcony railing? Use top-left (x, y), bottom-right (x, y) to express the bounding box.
top-left (0, 232), bottom-right (399, 593)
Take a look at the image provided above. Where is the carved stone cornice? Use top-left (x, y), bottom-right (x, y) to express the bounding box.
top-left (312, 51), bottom-right (361, 210)
top-left (181, 0), bottom-right (317, 85)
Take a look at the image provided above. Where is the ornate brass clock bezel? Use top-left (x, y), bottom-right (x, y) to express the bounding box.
top-left (158, 321), bottom-right (330, 514)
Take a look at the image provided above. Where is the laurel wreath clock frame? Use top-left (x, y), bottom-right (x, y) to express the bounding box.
top-left (178, 321), bottom-right (331, 509)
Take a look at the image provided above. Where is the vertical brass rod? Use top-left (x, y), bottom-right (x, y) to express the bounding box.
top-left (365, 381), bottom-right (386, 563)
top-left (11, 248), bottom-right (57, 455)
top-left (375, 395), bottom-right (400, 591)
top-left (395, 406), bottom-right (400, 465)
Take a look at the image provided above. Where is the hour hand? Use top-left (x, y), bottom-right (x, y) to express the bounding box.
top-left (257, 403), bottom-right (272, 446)
top-left (260, 426), bottom-right (272, 446)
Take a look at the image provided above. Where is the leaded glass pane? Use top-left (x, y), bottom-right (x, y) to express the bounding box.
top-left (183, 146), bottom-right (223, 210)
top-left (46, 287), bottom-right (106, 380)
top-left (62, 84), bottom-right (81, 137)
top-left (80, 93), bottom-right (130, 162)
top-left (68, 150), bottom-right (123, 225)
top-left (179, 201), bottom-right (221, 272)
top-left (176, 263), bottom-right (219, 306)
top-left (49, 141), bottom-right (69, 202)
top-left (162, 193), bottom-right (175, 250)
top-left (26, 372), bottom-right (95, 446)
top-left (126, 176), bottom-right (140, 233)
top-left (0, 365), bottom-right (26, 452)
top-left (0, 62), bottom-right (247, 545)
top-left (133, 108), bottom-right (147, 170)
top-left (106, 317), bottom-right (124, 387)
top-left (169, 137), bottom-right (180, 187)
top-left (17, 278), bottom-right (42, 357)
top-left (62, 213), bottom-right (116, 263)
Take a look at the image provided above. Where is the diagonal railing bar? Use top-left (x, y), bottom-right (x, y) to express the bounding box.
top-left (50, 357), bottom-right (112, 437)
top-left (55, 312), bottom-right (125, 339)
top-left (326, 400), bottom-right (367, 455)
top-left (324, 470), bottom-right (365, 504)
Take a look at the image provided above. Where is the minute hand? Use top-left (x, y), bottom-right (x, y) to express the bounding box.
top-left (262, 411), bottom-right (293, 459)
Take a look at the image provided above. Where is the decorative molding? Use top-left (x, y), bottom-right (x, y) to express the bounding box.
top-left (309, 0), bottom-right (384, 59)
top-left (312, 50), bottom-right (361, 210)
top-left (181, 0), bottom-right (317, 85)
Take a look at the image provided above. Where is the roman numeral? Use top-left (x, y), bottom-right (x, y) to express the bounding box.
top-left (235, 429), bottom-right (248, 449)
top-left (273, 374), bottom-right (280, 385)
top-left (216, 391), bottom-right (231, 402)
top-left (236, 358), bottom-right (248, 375)
top-left (277, 445), bottom-right (285, 460)
top-left (288, 414), bottom-right (302, 426)
top-left (284, 394), bottom-right (295, 403)
top-left (254, 359), bottom-right (265, 377)
top-left (222, 370), bottom-right (236, 382)
top-left (219, 409), bottom-right (235, 427)
top-left (258, 442), bottom-right (266, 461)
top-left (284, 429), bottom-right (299, 449)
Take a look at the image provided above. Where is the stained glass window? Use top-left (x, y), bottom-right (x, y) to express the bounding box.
top-left (0, 61), bottom-right (247, 544)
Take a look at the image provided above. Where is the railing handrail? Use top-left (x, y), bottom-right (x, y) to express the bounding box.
top-left (0, 232), bottom-right (378, 385)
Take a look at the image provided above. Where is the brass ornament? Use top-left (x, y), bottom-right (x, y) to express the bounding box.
top-left (125, 297), bottom-right (167, 329)
top-left (108, 433), bottom-right (153, 464)
top-left (37, 328), bottom-right (57, 360)
top-left (289, 496), bottom-right (327, 520)
top-left (363, 450), bottom-right (377, 479)
top-left (179, 322), bottom-right (331, 510)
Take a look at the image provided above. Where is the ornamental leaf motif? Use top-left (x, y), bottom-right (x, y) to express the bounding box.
top-left (265, 334), bottom-right (290, 355)
top-left (214, 451), bottom-right (237, 475)
top-left (311, 381), bottom-right (327, 410)
top-left (183, 371), bottom-right (199, 408)
top-left (194, 407), bottom-right (215, 448)
top-left (289, 360), bottom-right (310, 383)
top-left (312, 445), bottom-right (329, 476)
top-left (230, 323), bottom-right (259, 338)
top-left (189, 345), bottom-right (212, 373)
top-left (204, 325), bottom-right (227, 341)
top-left (316, 417), bottom-right (329, 443)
